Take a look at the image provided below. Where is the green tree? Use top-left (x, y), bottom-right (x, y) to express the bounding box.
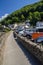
top-left (0, 1), bottom-right (43, 26)
top-left (40, 12), bottom-right (43, 21)
top-left (28, 12), bottom-right (33, 21)
top-left (1, 20), bottom-right (5, 25)
top-left (20, 14), bottom-right (25, 21)
top-left (13, 17), bottom-right (19, 23)
top-left (28, 12), bottom-right (33, 25)
top-left (33, 12), bottom-right (40, 21)
top-left (31, 12), bottom-right (40, 25)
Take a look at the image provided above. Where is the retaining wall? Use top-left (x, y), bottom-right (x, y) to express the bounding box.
top-left (15, 32), bottom-right (43, 64)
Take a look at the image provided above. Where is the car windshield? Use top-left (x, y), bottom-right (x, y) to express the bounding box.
top-left (19, 29), bottom-right (23, 31)
top-left (36, 29), bottom-right (43, 32)
top-left (18, 27), bottom-right (24, 31)
top-left (26, 29), bottom-right (34, 32)
top-left (38, 37), bottom-right (43, 40)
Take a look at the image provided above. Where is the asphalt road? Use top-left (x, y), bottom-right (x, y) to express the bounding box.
top-left (2, 31), bottom-right (42, 65)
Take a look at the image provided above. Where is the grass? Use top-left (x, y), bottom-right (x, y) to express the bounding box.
top-left (3, 28), bottom-right (11, 32)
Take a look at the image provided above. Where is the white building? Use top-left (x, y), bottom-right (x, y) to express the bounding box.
top-left (25, 20), bottom-right (30, 27)
top-left (36, 21), bottom-right (43, 27)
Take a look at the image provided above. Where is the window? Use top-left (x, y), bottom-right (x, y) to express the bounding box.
top-left (36, 29), bottom-right (43, 32)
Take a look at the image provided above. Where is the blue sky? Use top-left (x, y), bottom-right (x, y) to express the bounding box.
top-left (0, 0), bottom-right (39, 18)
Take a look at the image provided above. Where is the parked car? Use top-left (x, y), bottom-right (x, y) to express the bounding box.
top-left (18, 30), bottom-right (25, 36)
top-left (24, 28), bottom-right (35, 39)
top-left (25, 20), bottom-right (30, 26)
top-left (36, 37), bottom-right (43, 43)
top-left (32, 26), bottom-right (43, 42)
top-left (14, 25), bottom-right (25, 34)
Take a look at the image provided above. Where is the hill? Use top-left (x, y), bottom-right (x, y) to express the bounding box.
top-left (1, 1), bottom-right (43, 26)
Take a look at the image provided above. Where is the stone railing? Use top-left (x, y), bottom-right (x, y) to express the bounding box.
top-left (14, 32), bottom-right (43, 64)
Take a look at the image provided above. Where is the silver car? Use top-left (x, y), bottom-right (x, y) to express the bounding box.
top-left (24, 28), bottom-right (35, 39)
top-left (36, 37), bottom-right (43, 43)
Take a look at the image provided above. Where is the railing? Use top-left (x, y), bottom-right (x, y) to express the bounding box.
top-left (14, 32), bottom-right (43, 64)
top-left (14, 32), bottom-right (43, 50)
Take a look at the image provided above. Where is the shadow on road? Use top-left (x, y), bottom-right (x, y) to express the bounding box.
top-left (14, 37), bottom-right (43, 65)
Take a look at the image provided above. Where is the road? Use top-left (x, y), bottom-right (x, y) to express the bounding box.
top-left (2, 31), bottom-right (42, 65)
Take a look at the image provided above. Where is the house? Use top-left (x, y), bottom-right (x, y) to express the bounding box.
top-left (36, 21), bottom-right (43, 27)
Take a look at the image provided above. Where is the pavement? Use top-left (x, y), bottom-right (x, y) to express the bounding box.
top-left (2, 31), bottom-right (42, 65)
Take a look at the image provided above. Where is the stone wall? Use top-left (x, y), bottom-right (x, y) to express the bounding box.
top-left (15, 33), bottom-right (43, 64)
top-left (0, 32), bottom-right (10, 65)
top-left (0, 33), bottom-right (6, 65)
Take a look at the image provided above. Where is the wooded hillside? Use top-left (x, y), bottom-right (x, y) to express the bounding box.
top-left (1, 1), bottom-right (43, 26)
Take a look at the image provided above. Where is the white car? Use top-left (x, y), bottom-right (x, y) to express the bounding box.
top-left (24, 28), bottom-right (35, 39)
top-left (18, 30), bottom-right (24, 36)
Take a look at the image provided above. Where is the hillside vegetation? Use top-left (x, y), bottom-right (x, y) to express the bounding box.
top-left (1, 1), bottom-right (43, 26)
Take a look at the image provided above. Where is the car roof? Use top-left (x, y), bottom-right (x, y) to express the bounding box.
top-left (36, 27), bottom-right (43, 29)
top-left (37, 36), bottom-right (43, 39)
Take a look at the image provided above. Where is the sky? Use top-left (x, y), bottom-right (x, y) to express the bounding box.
top-left (0, 0), bottom-right (39, 18)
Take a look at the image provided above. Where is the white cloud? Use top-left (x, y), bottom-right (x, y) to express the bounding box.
top-left (0, 14), bottom-right (9, 21)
